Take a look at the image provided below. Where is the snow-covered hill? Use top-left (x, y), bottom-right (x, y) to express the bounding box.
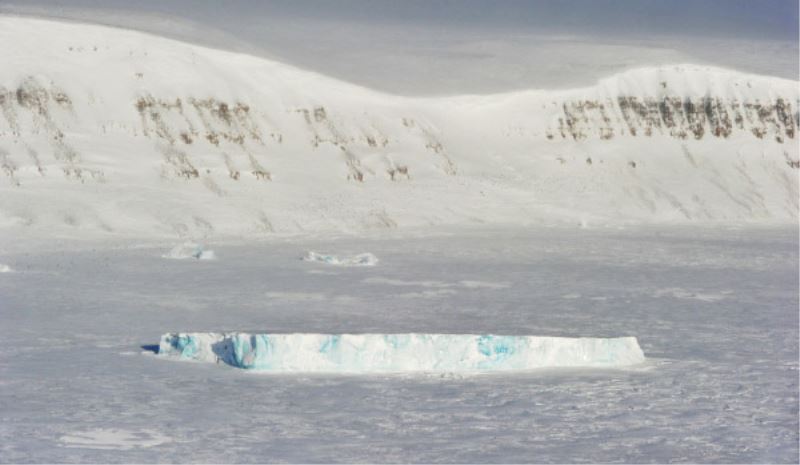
top-left (0, 16), bottom-right (797, 238)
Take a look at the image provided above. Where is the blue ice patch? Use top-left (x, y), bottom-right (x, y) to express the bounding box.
top-left (477, 335), bottom-right (516, 367)
top-left (232, 335), bottom-right (259, 369)
top-left (170, 334), bottom-right (198, 358)
top-left (384, 334), bottom-right (411, 349)
top-left (320, 335), bottom-right (340, 353)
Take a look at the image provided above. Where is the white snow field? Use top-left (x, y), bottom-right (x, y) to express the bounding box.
top-left (0, 227), bottom-right (797, 462)
top-left (0, 16), bottom-right (797, 239)
top-left (0, 13), bottom-right (798, 464)
top-left (158, 332), bottom-right (645, 373)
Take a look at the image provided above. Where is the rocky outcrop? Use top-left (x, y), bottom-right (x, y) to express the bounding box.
top-left (553, 96), bottom-right (798, 143)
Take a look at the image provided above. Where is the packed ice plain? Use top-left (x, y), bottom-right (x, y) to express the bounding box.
top-left (1, 227), bottom-right (797, 462)
top-left (0, 14), bottom-right (798, 464)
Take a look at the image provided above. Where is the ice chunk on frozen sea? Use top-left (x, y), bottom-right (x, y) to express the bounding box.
top-left (303, 251), bottom-right (378, 267)
top-left (162, 242), bottom-right (215, 260)
top-left (158, 333), bottom-right (645, 373)
top-left (0, 263), bottom-right (12, 273)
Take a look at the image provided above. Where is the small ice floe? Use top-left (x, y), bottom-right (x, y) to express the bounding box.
top-left (0, 263), bottom-right (13, 273)
top-left (363, 277), bottom-right (510, 290)
top-left (302, 251), bottom-right (378, 267)
top-left (653, 287), bottom-right (732, 302)
top-left (162, 242), bottom-right (215, 260)
top-left (60, 428), bottom-right (172, 450)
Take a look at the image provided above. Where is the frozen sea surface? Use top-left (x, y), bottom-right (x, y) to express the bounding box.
top-left (0, 226), bottom-right (797, 463)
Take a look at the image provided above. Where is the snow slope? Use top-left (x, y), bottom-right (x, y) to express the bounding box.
top-left (0, 16), bottom-right (797, 238)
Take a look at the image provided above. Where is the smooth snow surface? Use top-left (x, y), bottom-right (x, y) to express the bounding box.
top-left (1, 227), bottom-right (796, 462)
top-left (303, 251), bottom-right (378, 267)
top-left (158, 332), bottom-right (644, 373)
top-left (162, 242), bottom-right (215, 260)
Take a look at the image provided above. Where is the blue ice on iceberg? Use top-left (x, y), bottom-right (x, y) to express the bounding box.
top-left (158, 332), bottom-right (645, 373)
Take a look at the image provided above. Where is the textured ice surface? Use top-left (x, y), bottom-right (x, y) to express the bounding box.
top-left (158, 332), bottom-right (645, 372)
top-left (162, 242), bottom-right (215, 260)
top-left (303, 251), bottom-right (378, 267)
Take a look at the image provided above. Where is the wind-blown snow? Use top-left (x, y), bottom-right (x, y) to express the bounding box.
top-left (303, 251), bottom-right (378, 267)
top-left (158, 332), bottom-right (645, 373)
top-left (0, 16), bottom-right (797, 239)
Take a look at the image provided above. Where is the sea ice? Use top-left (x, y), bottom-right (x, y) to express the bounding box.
top-left (158, 332), bottom-right (645, 373)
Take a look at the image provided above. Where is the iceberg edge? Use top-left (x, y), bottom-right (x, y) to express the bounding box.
top-left (158, 332), bottom-right (646, 373)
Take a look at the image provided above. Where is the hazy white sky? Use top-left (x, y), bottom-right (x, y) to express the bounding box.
top-left (1, 0), bottom-right (797, 95)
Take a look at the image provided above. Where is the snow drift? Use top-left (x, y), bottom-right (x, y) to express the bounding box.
top-left (0, 16), bottom-right (797, 238)
top-left (158, 332), bottom-right (645, 373)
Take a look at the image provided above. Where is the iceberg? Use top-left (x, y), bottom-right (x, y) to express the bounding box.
top-left (158, 332), bottom-right (645, 373)
top-left (302, 251), bottom-right (378, 267)
top-left (162, 242), bottom-right (215, 260)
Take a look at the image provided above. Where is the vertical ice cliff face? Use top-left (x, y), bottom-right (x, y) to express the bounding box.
top-left (158, 332), bottom-right (646, 373)
top-left (0, 16), bottom-right (797, 238)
